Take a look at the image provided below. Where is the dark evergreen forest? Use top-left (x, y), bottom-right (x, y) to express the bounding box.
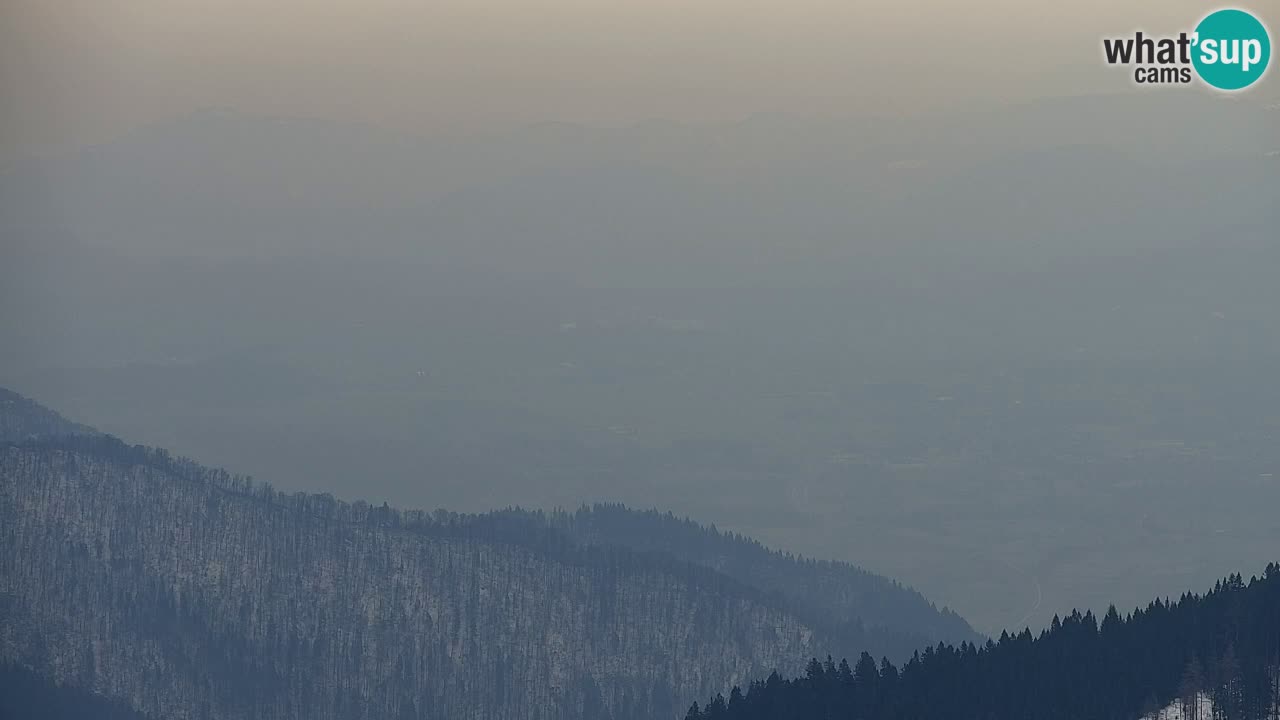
top-left (686, 567), bottom-right (1280, 720)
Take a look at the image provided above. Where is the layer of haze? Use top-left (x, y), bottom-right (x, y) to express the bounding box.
top-left (2, 0), bottom-right (1279, 636)
top-left (0, 0), bottom-right (1247, 156)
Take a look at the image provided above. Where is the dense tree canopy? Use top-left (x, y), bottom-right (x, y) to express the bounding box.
top-left (687, 565), bottom-right (1280, 720)
top-left (0, 430), bottom-right (971, 720)
top-left (0, 663), bottom-right (153, 720)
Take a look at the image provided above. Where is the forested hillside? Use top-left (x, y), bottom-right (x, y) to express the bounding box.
top-left (685, 567), bottom-right (1280, 720)
top-left (0, 388), bottom-right (976, 720)
top-left (0, 435), bottom-right (815, 719)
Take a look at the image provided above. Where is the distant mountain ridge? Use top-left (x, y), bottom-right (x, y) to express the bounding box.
top-left (513, 505), bottom-right (976, 650)
top-left (0, 388), bottom-right (976, 719)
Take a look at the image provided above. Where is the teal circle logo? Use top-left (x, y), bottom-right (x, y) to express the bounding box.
top-left (1192, 9), bottom-right (1271, 90)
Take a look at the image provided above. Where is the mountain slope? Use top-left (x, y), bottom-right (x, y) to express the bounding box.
top-left (0, 389), bottom-right (977, 720)
top-left (1, 435), bottom-right (814, 720)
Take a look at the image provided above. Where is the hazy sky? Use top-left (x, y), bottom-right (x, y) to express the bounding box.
top-left (0, 0), bottom-right (1251, 158)
top-left (1, 0), bottom-right (1278, 636)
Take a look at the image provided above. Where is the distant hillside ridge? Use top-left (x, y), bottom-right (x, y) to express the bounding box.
top-left (500, 504), bottom-right (980, 650)
top-left (0, 387), bottom-right (97, 442)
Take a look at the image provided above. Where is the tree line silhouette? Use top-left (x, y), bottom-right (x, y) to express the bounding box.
top-left (686, 566), bottom-right (1280, 720)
